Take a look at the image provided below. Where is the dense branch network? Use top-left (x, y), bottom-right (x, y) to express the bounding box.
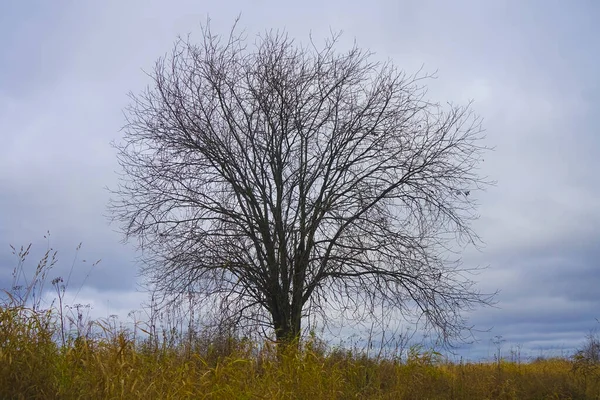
top-left (109, 22), bottom-right (494, 345)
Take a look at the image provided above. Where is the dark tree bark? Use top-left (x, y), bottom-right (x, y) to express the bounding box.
top-left (109, 20), bottom-right (495, 347)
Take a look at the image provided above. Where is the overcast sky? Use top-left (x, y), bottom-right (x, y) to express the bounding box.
top-left (1, 0), bottom-right (598, 361)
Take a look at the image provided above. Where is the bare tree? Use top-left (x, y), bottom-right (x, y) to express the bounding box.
top-left (109, 21), bottom-right (494, 347)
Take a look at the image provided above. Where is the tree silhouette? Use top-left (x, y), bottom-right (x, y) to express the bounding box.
top-left (109, 21), bottom-right (494, 346)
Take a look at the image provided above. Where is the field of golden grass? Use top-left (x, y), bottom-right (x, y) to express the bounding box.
top-left (1, 302), bottom-right (599, 399)
top-left (2, 244), bottom-right (599, 399)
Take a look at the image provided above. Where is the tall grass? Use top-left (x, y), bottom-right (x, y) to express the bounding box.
top-left (2, 242), bottom-right (599, 399)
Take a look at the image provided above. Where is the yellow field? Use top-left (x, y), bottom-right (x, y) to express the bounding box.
top-left (1, 305), bottom-right (599, 400)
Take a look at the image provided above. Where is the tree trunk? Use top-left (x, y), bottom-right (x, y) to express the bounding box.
top-left (272, 302), bottom-right (302, 357)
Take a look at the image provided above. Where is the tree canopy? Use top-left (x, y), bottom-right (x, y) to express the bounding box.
top-left (110, 21), bottom-right (494, 346)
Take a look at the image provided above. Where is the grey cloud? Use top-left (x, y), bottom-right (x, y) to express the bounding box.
top-left (0, 0), bottom-right (598, 360)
